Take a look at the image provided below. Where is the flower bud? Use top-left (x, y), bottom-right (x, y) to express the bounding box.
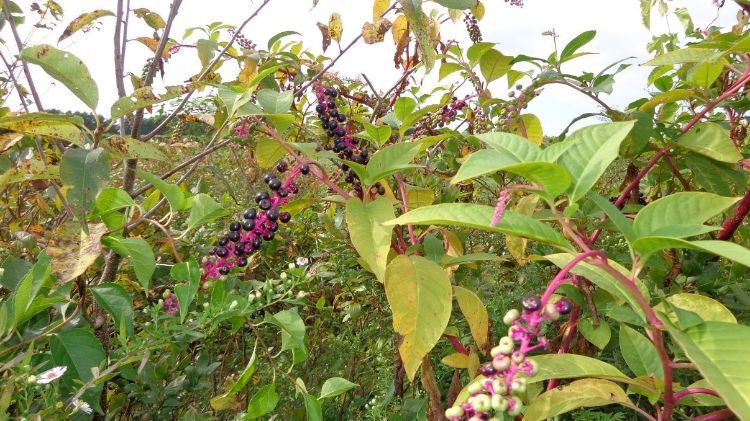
top-left (202, 302), bottom-right (209, 308)
top-left (280, 272), bottom-right (288, 280)
top-left (162, 289), bottom-right (171, 299)
top-left (26, 375), bottom-right (37, 384)
top-left (503, 309), bottom-right (520, 325)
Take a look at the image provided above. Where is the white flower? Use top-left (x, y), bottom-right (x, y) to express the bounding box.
top-left (295, 257), bottom-right (309, 266)
top-left (71, 399), bottom-right (92, 415)
top-left (36, 366), bottom-right (67, 384)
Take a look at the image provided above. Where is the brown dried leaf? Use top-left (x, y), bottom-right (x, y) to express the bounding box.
top-left (317, 22), bottom-right (331, 52)
top-left (362, 18), bottom-right (392, 44)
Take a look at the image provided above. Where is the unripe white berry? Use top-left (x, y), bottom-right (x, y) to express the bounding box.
top-left (444, 406), bottom-right (464, 417)
top-left (511, 351), bottom-right (526, 364)
top-left (470, 394), bottom-right (491, 412)
top-left (491, 394), bottom-right (508, 411)
top-left (492, 355), bottom-right (511, 371)
top-left (503, 308), bottom-right (520, 325)
top-left (467, 381), bottom-right (483, 394)
top-left (545, 302), bottom-right (560, 321)
top-left (507, 396), bottom-right (524, 416)
top-left (511, 377), bottom-right (527, 395)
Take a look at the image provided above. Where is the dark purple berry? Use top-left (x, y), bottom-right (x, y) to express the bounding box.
top-left (269, 221), bottom-right (279, 232)
top-left (279, 212), bottom-right (291, 223)
top-left (301, 165), bottom-right (310, 175)
top-left (329, 109), bottom-right (339, 118)
top-left (263, 173), bottom-right (274, 183)
top-left (289, 184), bottom-right (299, 194)
top-left (522, 295), bottom-right (542, 312)
top-left (340, 163), bottom-right (349, 171)
top-left (268, 178), bottom-right (282, 191)
top-left (326, 100), bottom-right (336, 109)
top-left (209, 248), bottom-right (217, 256)
top-left (277, 188), bottom-right (289, 198)
top-left (377, 185), bottom-right (386, 195)
top-left (216, 247), bottom-right (229, 258)
top-left (228, 231), bottom-right (241, 242)
top-left (242, 219), bottom-right (255, 231)
top-left (328, 120), bottom-right (338, 130)
top-left (335, 127), bottom-right (346, 137)
top-left (276, 161), bottom-right (288, 172)
top-left (218, 236), bottom-right (229, 246)
top-left (236, 257), bottom-right (248, 267)
top-left (218, 266), bottom-right (230, 275)
top-left (262, 231), bottom-right (275, 241)
top-left (360, 150), bottom-right (368, 158)
top-left (267, 208), bottom-right (279, 221)
top-left (255, 191), bottom-right (269, 203)
top-left (259, 199), bottom-right (272, 210)
top-left (321, 121), bottom-right (330, 130)
top-left (315, 104), bottom-right (325, 113)
top-left (556, 298), bottom-right (572, 315)
top-left (251, 237), bottom-right (262, 249)
top-left (244, 208), bottom-right (257, 219)
top-left (326, 129), bottom-right (335, 137)
top-left (337, 114), bottom-right (346, 123)
top-left (478, 364), bottom-right (497, 376)
top-left (229, 221), bottom-right (241, 232)
top-left (325, 87), bottom-right (337, 97)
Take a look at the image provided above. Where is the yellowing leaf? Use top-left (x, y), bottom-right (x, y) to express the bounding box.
top-left (48, 223), bottom-right (107, 284)
top-left (345, 198), bottom-right (395, 282)
top-left (510, 114), bottom-right (544, 145)
top-left (406, 186), bottom-right (434, 209)
top-left (136, 37), bottom-right (171, 60)
top-left (362, 18), bottom-right (392, 44)
top-left (373, 0), bottom-right (390, 20)
top-left (506, 194), bottom-right (539, 266)
top-left (391, 15), bottom-right (409, 46)
top-left (453, 286), bottom-right (489, 352)
top-left (133, 8), bottom-right (166, 30)
top-left (472, 2), bottom-right (486, 20)
top-left (238, 58), bottom-right (258, 85)
top-left (329, 13), bottom-right (343, 43)
top-left (385, 255), bottom-right (453, 381)
top-left (58, 10), bottom-right (114, 43)
top-left (523, 378), bottom-right (631, 421)
top-left (441, 352), bottom-right (469, 368)
top-left (255, 137), bottom-right (287, 168)
top-left (468, 347), bottom-right (481, 379)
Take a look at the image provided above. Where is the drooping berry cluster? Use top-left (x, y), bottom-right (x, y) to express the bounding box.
top-left (313, 82), bottom-right (386, 198)
top-left (203, 161), bottom-right (310, 278)
top-left (497, 83), bottom-right (539, 132)
top-left (411, 95), bottom-right (471, 138)
top-left (463, 13), bottom-right (483, 44)
top-left (444, 295), bottom-right (571, 420)
top-left (228, 27), bottom-right (257, 50)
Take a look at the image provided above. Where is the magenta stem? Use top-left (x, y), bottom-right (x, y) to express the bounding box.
top-left (673, 388), bottom-right (721, 402)
top-left (686, 409), bottom-right (735, 421)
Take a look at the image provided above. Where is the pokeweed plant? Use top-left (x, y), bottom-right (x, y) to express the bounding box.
top-left (1, 0), bottom-right (750, 420)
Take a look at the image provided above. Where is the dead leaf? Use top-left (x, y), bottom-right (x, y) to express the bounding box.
top-left (362, 18), bottom-right (392, 44)
top-left (317, 22), bottom-right (331, 52)
top-left (48, 222), bottom-right (107, 284)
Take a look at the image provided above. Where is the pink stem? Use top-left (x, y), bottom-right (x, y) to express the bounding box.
top-left (396, 174), bottom-right (418, 246)
top-left (673, 388), bottom-right (721, 402)
top-left (687, 409), bottom-right (735, 421)
top-left (540, 251), bottom-right (603, 305)
top-left (442, 334), bottom-right (469, 355)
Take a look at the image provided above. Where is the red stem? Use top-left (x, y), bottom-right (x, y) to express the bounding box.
top-left (442, 334), bottom-right (469, 355)
top-left (716, 188), bottom-right (750, 241)
top-left (546, 304), bottom-right (580, 390)
top-left (673, 387), bottom-right (721, 402)
top-left (687, 409), bottom-right (735, 421)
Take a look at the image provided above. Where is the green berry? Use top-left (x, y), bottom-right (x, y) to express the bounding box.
top-left (503, 308), bottom-right (520, 325)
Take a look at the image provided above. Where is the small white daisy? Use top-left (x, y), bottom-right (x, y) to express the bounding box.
top-left (36, 366), bottom-right (67, 384)
top-left (71, 399), bottom-right (93, 415)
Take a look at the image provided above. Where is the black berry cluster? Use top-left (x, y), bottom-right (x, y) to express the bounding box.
top-left (314, 82), bottom-right (386, 198)
top-left (203, 160), bottom-right (309, 278)
top-left (463, 13), bottom-right (483, 44)
top-left (411, 95), bottom-right (470, 138)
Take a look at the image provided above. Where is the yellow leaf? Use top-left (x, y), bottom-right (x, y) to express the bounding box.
top-left (472, 1), bottom-right (486, 20)
top-left (448, 9), bottom-right (463, 22)
top-left (441, 352), bottom-right (469, 368)
top-left (510, 113), bottom-right (544, 145)
top-left (136, 37), bottom-right (170, 60)
top-left (362, 18), bottom-right (392, 44)
top-left (386, 255), bottom-right (453, 381)
top-left (453, 286), bottom-right (489, 352)
top-left (48, 222), bottom-right (108, 283)
top-left (373, 0), bottom-right (390, 20)
top-left (238, 58), bottom-right (258, 86)
top-left (58, 10), bottom-right (114, 43)
top-left (506, 194), bottom-right (540, 266)
top-left (329, 12), bottom-right (343, 43)
top-left (468, 347), bottom-right (481, 379)
top-left (391, 14), bottom-right (409, 46)
top-left (406, 186), bottom-right (434, 209)
top-left (255, 137), bottom-right (287, 168)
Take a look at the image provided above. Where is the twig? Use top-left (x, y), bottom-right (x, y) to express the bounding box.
top-left (144, 218), bottom-right (183, 262)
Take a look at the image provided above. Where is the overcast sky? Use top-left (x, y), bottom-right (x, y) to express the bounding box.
top-left (5, 0), bottom-right (741, 134)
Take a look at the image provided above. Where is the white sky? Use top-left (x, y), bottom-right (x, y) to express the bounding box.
top-left (5, 0), bottom-right (741, 134)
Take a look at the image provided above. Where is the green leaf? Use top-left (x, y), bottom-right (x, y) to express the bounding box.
top-left (211, 346), bottom-right (258, 410)
top-left (523, 378), bottom-right (631, 421)
top-left (93, 187), bottom-right (134, 217)
top-left (319, 377), bottom-right (359, 400)
top-left (441, 252), bottom-right (504, 267)
top-left (345, 198), bottom-right (395, 282)
top-left (689, 60), bottom-right (725, 89)
top-left (91, 283), bottom-right (133, 337)
top-left (110, 85), bottom-right (187, 120)
top-left (101, 236), bottom-right (155, 290)
top-left (578, 318), bottom-right (611, 350)
top-left (196, 39), bottom-right (218, 67)
top-left (266, 309), bottom-right (306, 353)
top-left (439, 62), bottom-right (462, 80)
top-left (632, 237), bottom-right (750, 268)
top-left (398, 0), bottom-right (436, 73)
top-left (640, 0), bottom-right (651, 28)
top-left (633, 192), bottom-right (740, 237)
top-left (657, 293), bottom-right (737, 324)
top-left (588, 193), bottom-right (635, 244)
top-left (667, 321), bottom-right (750, 418)
top-left (365, 142), bottom-right (422, 185)
top-left (619, 324), bottom-right (664, 379)
top-left (60, 148), bottom-right (110, 226)
top-left (186, 193), bottom-right (229, 232)
top-left (557, 121), bottom-right (635, 203)
top-left (137, 170), bottom-right (185, 211)
top-left (172, 258), bottom-right (201, 323)
top-left (246, 384), bottom-right (279, 418)
top-left (385, 255), bottom-right (452, 381)
top-left (394, 97), bottom-right (417, 121)
top-left (304, 394), bottom-right (323, 421)
top-left (406, 186), bottom-right (434, 209)
top-left (643, 47), bottom-right (716, 66)
top-left (12, 252), bottom-right (53, 325)
top-left (449, 149), bottom-right (518, 182)
top-left (0, 113), bottom-right (84, 146)
top-left (255, 137), bottom-right (288, 169)
top-left (479, 48), bottom-right (512, 83)
top-left (430, 0), bottom-right (478, 9)
top-left (363, 122), bottom-right (393, 146)
top-left (102, 136), bottom-right (167, 161)
top-left (256, 89), bottom-right (293, 114)
top-left (20, 44), bottom-right (99, 109)
top-left (384, 203), bottom-right (570, 248)
top-left (51, 328), bottom-right (105, 404)
top-left (546, 253), bottom-right (649, 321)
top-left (453, 286), bottom-right (489, 351)
top-left (452, 160), bottom-right (571, 201)
top-left (560, 30), bottom-right (596, 61)
top-left (476, 131), bottom-right (541, 162)
top-left (0, 256), bottom-right (31, 292)
top-left (639, 89), bottom-right (696, 112)
top-left (675, 122), bottom-right (743, 163)
top-left (527, 354), bottom-right (628, 383)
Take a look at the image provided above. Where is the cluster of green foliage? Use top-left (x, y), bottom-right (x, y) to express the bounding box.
top-left (2, 0), bottom-right (750, 420)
